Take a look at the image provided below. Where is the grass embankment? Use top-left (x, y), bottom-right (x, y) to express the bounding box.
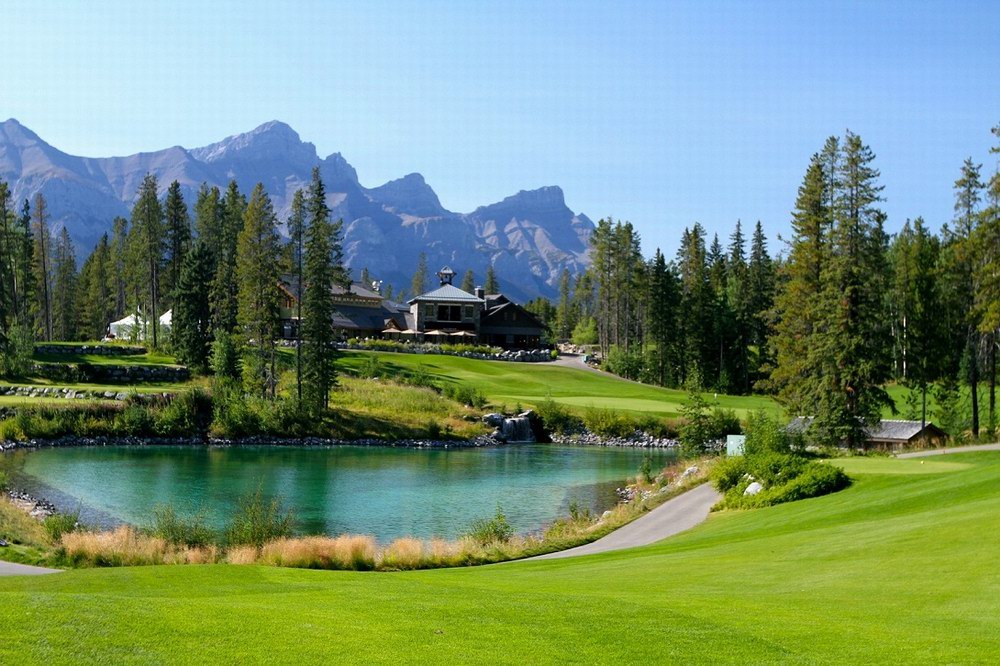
top-left (1, 452), bottom-right (997, 662)
top-left (337, 351), bottom-right (782, 419)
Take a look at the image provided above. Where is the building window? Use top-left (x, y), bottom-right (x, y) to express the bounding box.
top-left (424, 304), bottom-right (434, 317)
top-left (436, 305), bottom-right (462, 322)
top-left (463, 305), bottom-right (474, 319)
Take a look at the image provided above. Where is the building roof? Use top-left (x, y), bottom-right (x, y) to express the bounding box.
top-left (787, 417), bottom-right (946, 442)
top-left (331, 304), bottom-right (406, 332)
top-left (408, 283), bottom-right (484, 304)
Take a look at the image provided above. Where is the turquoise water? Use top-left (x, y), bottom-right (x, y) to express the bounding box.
top-left (8, 445), bottom-right (672, 541)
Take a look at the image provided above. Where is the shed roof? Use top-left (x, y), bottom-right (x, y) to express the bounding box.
top-left (787, 417), bottom-right (946, 442)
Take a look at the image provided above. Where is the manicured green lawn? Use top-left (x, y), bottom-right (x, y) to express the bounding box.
top-left (1, 451), bottom-right (996, 663)
top-left (32, 349), bottom-right (181, 367)
top-left (337, 351), bottom-right (783, 418)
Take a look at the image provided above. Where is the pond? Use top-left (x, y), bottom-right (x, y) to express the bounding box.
top-left (6, 445), bottom-right (674, 542)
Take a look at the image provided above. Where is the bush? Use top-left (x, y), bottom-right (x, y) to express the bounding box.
top-left (154, 389), bottom-right (213, 436)
top-left (149, 505), bottom-right (215, 548)
top-left (713, 451), bottom-right (851, 510)
top-left (710, 456), bottom-right (749, 492)
top-left (604, 345), bottom-right (643, 381)
top-left (535, 398), bottom-right (580, 435)
top-left (743, 410), bottom-right (790, 455)
top-left (44, 510), bottom-right (80, 542)
top-left (570, 317), bottom-right (598, 345)
top-left (358, 353), bottom-right (384, 379)
top-left (444, 383), bottom-right (487, 408)
top-left (224, 486), bottom-right (294, 548)
top-left (0, 469), bottom-right (7, 492)
top-left (583, 407), bottom-right (636, 438)
top-left (114, 403), bottom-right (155, 436)
top-left (707, 408), bottom-right (741, 440)
top-left (465, 506), bottom-right (514, 545)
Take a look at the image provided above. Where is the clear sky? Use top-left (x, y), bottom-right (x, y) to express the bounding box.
top-left (4, 0), bottom-right (998, 256)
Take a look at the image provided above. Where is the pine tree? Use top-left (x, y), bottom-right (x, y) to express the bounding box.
top-left (210, 181), bottom-right (246, 335)
top-left (460, 269), bottom-right (475, 293)
top-left (78, 235), bottom-right (113, 340)
top-left (769, 145), bottom-right (835, 414)
top-left (31, 193), bottom-right (53, 341)
top-left (301, 167), bottom-right (342, 413)
top-left (130, 174), bottom-right (165, 347)
top-left (975, 124), bottom-right (1000, 433)
top-left (725, 221), bottom-right (750, 393)
top-left (108, 217), bottom-right (129, 319)
top-left (746, 221), bottom-right (775, 375)
top-left (813, 131), bottom-right (891, 446)
top-left (484, 264), bottom-right (499, 295)
top-left (173, 240), bottom-right (214, 372)
top-left (555, 268), bottom-right (573, 340)
top-left (16, 199), bottom-right (33, 325)
top-left (947, 157), bottom-right (985, 436)
top-left (646, 249), bottom-right (679, 386)
top-left (236, 183), bottom-right (282, 398)
top-left (411, 252), bottom-right (428, 296)
top-left (286, 188), bottom-right (306, 401)
top-left (162, 180), bottom-right (191, 307)
top-left (51, 228), bottom-right (78, 341)
top-left (0, 180), bottom-right (12, 356)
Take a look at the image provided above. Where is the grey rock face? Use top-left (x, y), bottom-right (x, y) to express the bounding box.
top-left (0, 119), bottom-right (594, 300)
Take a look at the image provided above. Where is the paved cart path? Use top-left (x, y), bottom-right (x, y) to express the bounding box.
top-left (0, 560), bottom-right (61, 576)
top-left (529, 482), bottom-right (721, 560)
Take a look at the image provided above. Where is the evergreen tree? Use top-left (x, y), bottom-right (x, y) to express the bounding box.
top-left (975, 124), bottom-right (1000, 433)
top-left (16, 199), bottom-right (33, 325)
top-left (890, 218), bottom-right (943, 426)
top-left (286, 188), bottom-right (306, 401)
top-left (129, 174), bottom-right (165, 347)
top-left (360, 267), bottom-right (372, 289)
top-left (78, 235), bottom-right (113, 340)
top-left (173, 240), bottom-right (214, 373)
top-left (746, 221), bottom-right (775, 374)
top-left (108, 216), bottom-right (129, 318)
top-left (31, 193), bottom-right (53, 341)
top-left (484, 264), bottom-right (500, 295)
top-left (645, 249), bottom-right (679, 386)
top-left (51, 228), bottom-right (78, 341)
top-left (769, 145), bottom-right (834, 414)
top-left (949, 157), bottom-right (985, 436)
top-left (460, 269), bottom-right (475, 293)
top-left (0, 181), bottom-right (13, 357)
top-left (162, 180), bottom-right (191, 307)
top-left (813, 131), bottom-right (891, 446)
top-left (411, 252), bottom-right (428, 296)
top-left (210, 181), bottom-right (246, 335)
top-left (555, 267), bottom-right (573, 340)
top-left (236, 183), bottom-right (282, 398)
top-left (301, 168), bottom-right (341, 413)
top-left (676, 224), bottom-right (714, 387)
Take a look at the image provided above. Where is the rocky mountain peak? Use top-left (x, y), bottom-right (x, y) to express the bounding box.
top-left (368, 172), bottom-right (445, 217)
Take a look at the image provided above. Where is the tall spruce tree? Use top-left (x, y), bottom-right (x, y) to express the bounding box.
top-left (812, 131), bottom-right (891, 446)
top-left (51, 228), bottom-right (78, 341)
top-left (286, 188), bottom-right (306, 401)
top-left (976, 124), bottom-right (1000, 432)
top-left (746, 221), bottom-right (775, 377)
top-left (646, 249), bottom-right (679, 386)
top-left (210, 181), bottom-right (246, 335)
top-left (411, 252), bottom-right (428, 296)
top-left (130, 174), bottom-right (165, 347)
top-left (162, 180), bottom-right (191, 307)
top-left (108, 216), bottom-right (129, 319)
top-left (484, 264), bottom-right (499, 295)
top-left (31, 193), bottom-right (53, 341)
top-left (301, 167), bottom-right (341, 413)
top-left (236, 183), bottom-right (282, 398)
top-left (172, 240), bottom-right (213, 372)
top-left (555, 267), bottom-right (573, 340)
top-left (78, 235), bottom-right (113, 340)
top-left (460, 269), bottom-right (475, 293)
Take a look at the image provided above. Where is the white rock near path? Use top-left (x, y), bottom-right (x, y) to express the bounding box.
top-left (743, 481), bottom-right (764, 496)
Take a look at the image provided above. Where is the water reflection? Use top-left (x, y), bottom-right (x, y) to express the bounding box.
top-left (11, 445), bottom-right (674, 542)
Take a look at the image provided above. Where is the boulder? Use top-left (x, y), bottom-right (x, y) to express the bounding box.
top-left (744, 481), bottom-right (763, 496)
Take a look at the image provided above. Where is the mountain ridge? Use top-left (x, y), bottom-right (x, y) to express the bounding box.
top-left (0, 119), bottom-right (594, 301)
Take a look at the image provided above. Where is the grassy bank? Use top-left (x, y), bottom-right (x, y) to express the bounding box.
top-left (0, 451), bottom-right (995, 662)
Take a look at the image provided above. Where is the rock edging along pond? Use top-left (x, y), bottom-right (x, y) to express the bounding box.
top-left (0, 433), bottom-right (510, 453)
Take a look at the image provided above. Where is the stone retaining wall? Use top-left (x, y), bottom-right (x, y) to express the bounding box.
top-left (30, 363), bottom-right (189, 384)
top-left (34, 344), bottom-right (147, 356)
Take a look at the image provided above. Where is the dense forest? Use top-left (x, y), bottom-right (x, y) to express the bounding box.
top-left (0, 167), bottom-right (347, 415)
top-left (530, 128), bottom-right (1000, 440)
top-left (1, 127), bottom-right (998, 439)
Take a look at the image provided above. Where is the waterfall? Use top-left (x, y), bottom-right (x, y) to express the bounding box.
top-left (500, 416), bottom-right (535, 443)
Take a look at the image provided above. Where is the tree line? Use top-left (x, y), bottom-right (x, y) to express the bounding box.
top-left (0, 168), bottom-right (347, 415)
top-left (542, 126), bottom-right (999, 441)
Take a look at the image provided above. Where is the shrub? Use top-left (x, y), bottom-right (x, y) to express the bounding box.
top-left (465, 506), bottom-right (514, 545)
top-left (710, 456), bottom-right (749, 492)
top-left (679, 389), bottom-right (713, 457)
top-left (379, 537), bottom-right (425, 570)
top-left (714, 451), bottom-right (851, 510)
top-left (359, 353), bottom-right (384, 379)
top-left (743, 410), bottom-right (791, 455)
top-left (570, 317), bottom-right (598, 345)
top-left (707, 408), bottom-right (741, 440)
top-left (44, 510), bottom-right (80, 541)
top-left (535, 398), bottom-right (580, 435)
top-left (583, 406), bottom-right (635, 438)
top-left (149, 505), bottom-right (215, 548)
top-left (260, 535), bottom-right (377, 570)
top-left (114, 404), bottom-right (155, 436)
top-left (444, 383), bottom-right (487, 409)
top-left (0, 469), bottom-right (7, 492)
top-left (224, 486), bottom-right (294, 548)
top-left (604, 345), bottom-right (643, 381)
top-left (154, 389), bottom-right (212, 436)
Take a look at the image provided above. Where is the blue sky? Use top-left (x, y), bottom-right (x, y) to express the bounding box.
top-left (4, 0), bottom-right (998, 256)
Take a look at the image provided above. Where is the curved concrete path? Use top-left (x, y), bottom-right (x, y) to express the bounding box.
top-left (0, 560), bottom-right (61, 576)
top-left (896, 443), bottom-right (1000, 458)
top-left (529, 482), bottom-right (721, 560)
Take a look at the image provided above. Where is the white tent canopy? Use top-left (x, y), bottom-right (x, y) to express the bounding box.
top-left (107, 310), bottom-right (172, 341)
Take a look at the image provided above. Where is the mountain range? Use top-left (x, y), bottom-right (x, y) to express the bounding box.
top-left (0, 118), bottom-right (594, 301)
